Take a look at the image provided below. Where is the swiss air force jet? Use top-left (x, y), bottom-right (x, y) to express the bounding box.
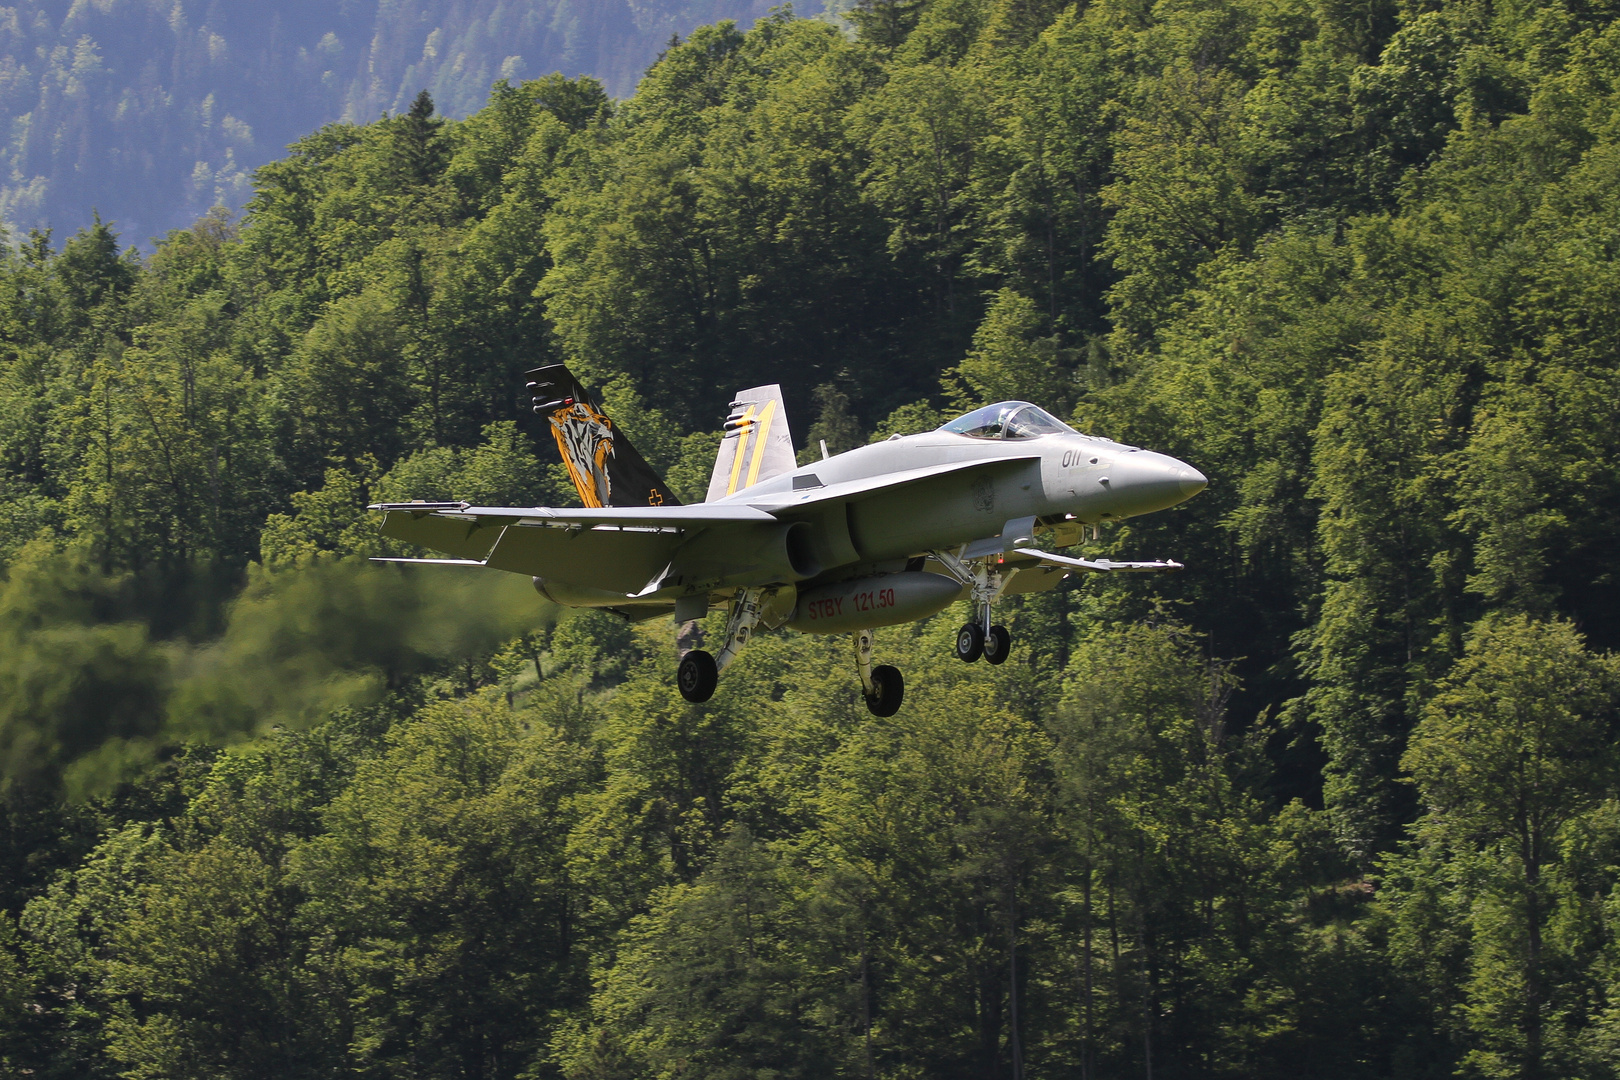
top-left (371, 365), bottom-right (1207, 715)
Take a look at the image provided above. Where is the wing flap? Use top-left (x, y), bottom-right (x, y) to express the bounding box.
top-left (379, 508), bottom-right (504, 560)
top-left (485, 524), bottom-right (681, 593)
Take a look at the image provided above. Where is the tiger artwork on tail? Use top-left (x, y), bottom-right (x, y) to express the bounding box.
top-left (523, 365), bottom-right (678, 508)
top-left (548, 399), bottom-right (618, 508)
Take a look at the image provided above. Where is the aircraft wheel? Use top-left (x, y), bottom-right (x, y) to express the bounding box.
top-left (983, 625), bottom-right (1012, 666)
top-left (678, 650), bottom-right (719, 703)
top-left (955, 623), bottom-right (985, 663)
top-left (865, 665), bottom-right (904, 717)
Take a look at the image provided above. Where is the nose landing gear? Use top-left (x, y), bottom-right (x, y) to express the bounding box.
top-left (938, 550), bottom-right (1014, 666)
top-left (956, 620), bottom-right (1011, 664)
top-left (982, 623), bottom-right (1011, 665)
top-left (955, 621), bottom-right (984, 662)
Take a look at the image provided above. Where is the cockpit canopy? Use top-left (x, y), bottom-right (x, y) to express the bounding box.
top-left (940, 401), bottom-right (1077, 440)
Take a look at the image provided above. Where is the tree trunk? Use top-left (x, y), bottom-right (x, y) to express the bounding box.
top-left (862, 941), bottom-right (875, 1080)
top-left (1008, 895), bottom-right (1023, 1080)
top-left (1082, 868), bottom-right (1094, 1080)
top-left (1523, 826), bottom-right (1543, 1080)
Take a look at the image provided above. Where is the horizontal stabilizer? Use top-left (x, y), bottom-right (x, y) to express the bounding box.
top-left (1011, 548), bottom-right (1184, 573)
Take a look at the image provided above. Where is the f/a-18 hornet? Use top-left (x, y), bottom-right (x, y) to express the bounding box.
top-left (371, 366), bottom-right (1207, 715)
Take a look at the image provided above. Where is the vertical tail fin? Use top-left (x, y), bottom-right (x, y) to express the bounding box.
top-left (706, 384), bottom-right (795, 501)
top-left (525, 365), bottom-right (679, 507)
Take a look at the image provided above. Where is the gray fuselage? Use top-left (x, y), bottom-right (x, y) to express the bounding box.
top-left (708, 427), bottom-right (1205, 574)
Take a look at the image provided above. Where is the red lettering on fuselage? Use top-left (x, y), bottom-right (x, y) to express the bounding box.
top-left (807, 589), bottom-right (903, 621)
top-left (808, 597), bottom-right (845, 620)
top-left (850, 588), bottom-right (896, 613)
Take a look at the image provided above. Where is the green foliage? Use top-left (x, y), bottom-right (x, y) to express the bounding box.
top-left (560, 827), bottom-right (855, 1079)
top-left (0, 912), bottom-right (36, 1073)
top-left (869, 399), bottom-right (946, 441)
top-left (4, 0), bottom-right (1620, 1075)
top-left (1388, 617), bottom-right (1620, 1079)
top-left (0, 544), bottom-right (166, 802)
top-left (291, 692), bottom-right (593, 1078)
top-left (947, 287), bottom-right (1077, 410)
top-left (0, 545), bottom-right (552, 802)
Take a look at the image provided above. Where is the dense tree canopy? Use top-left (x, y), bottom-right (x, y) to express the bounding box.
top-left (3, 0), bottom-right (1620, 1075)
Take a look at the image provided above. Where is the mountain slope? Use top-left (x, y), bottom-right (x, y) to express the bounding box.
top-left (0, 0), bottom-right (821, 243)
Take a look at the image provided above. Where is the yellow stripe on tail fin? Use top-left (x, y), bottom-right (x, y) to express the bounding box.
top-left (745, 399), bottom-right (778, 488)
top-left (706, 385), bottom-right (796, 502)
top-left (726, 404), bottom-right (757, 495)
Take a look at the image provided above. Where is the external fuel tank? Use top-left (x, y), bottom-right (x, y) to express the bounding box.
top-left (785, 571), bottom-right (963, 634)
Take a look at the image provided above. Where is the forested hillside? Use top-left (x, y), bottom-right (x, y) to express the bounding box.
top-left (3, 0), bottom-right (1620, 1076)
top-left (0, 0), bottom-right (817, 241)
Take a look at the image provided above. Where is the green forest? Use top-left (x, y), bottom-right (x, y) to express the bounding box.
top-left (3, 0), bottom-right (1620, 1075)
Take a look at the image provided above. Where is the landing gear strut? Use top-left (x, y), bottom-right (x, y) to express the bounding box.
top-left (937, 550), bottom-right (1014, 666)
top-left (677, 587), bottom-right (767, 704)
top-left (982, 624), bottom-right (1011, 665)
top-left (677, 588), bottom-right (909, 714)
top-left (855, 628), bottom-right (904, 717)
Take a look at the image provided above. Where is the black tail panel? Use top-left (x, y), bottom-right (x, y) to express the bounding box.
top-left (524, 365), bottom-right (679, 508)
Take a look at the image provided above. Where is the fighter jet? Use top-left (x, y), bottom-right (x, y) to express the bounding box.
top-left (371, 365), bottom-right (1206, 715)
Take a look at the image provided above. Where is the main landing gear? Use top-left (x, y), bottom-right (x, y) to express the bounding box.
top-left (855, 627), bottom-right (903, 717)
top-left (676, 587), bottom-right (906, 716)
top-left (678, 587), bottom-right (769, 703)
top-left (936, 550), bottom-right (1014, 666)
top-left (677, 649), bottom-right (718, 701)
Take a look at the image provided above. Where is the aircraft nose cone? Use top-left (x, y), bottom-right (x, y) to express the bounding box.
top-left (1101, 453), bottom-right (1208, 517)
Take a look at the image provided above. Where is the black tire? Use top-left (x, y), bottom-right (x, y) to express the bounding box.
top-left (865, 665), bottom-right (904, 717)
top-left (983, 624), bottom-right (1011, 666)
top-left (678, 649), bottom-right (719, 703)
top-left (955, 622), bottom-right (985, 663)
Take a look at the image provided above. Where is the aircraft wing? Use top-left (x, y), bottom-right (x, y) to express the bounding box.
top-left (374, 502), bottom-right (776, 525)
top-left (373, 502), bottom-right (777, 594)
top-left (1011, 547), bottom-right (1184, 573)
top-left (373, 503), bottom-right (507, 561)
